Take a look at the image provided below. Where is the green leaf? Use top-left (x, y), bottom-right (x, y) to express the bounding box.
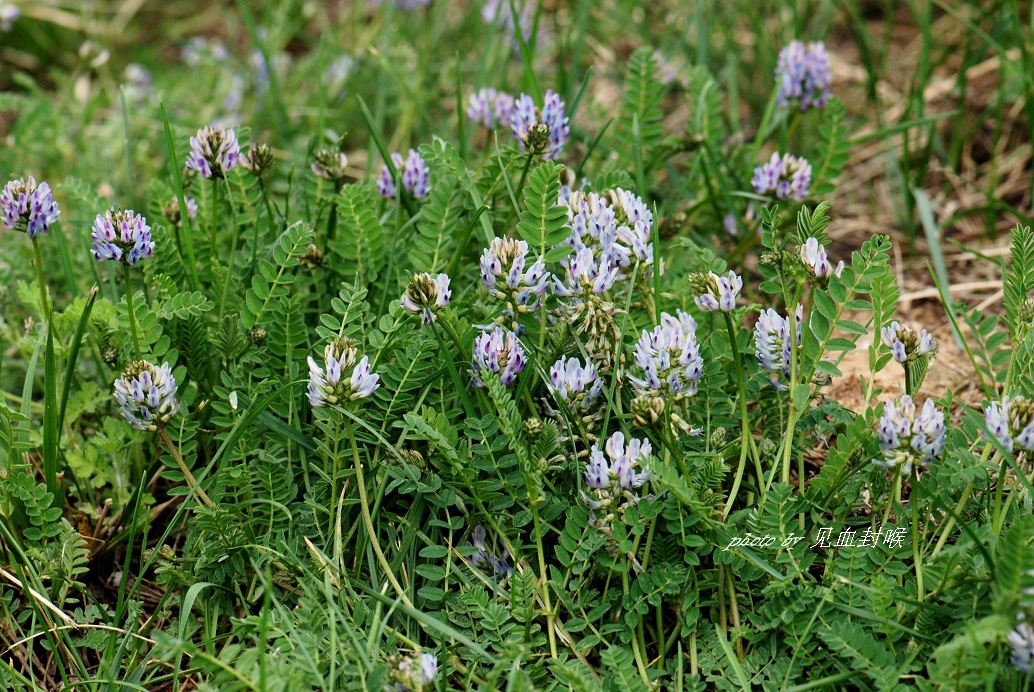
top-left (516, 161), bottom-right (569, 257)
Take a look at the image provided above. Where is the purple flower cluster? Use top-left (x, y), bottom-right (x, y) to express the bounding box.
top-left (186, 125), bottom-right (241, 179)
top-left (584, 431), bottom-right (651, 505)
top-left (548, 356), bottom-right (603, 414)
top-left (752, 152), bottom-right (812, 201)
top-left (881, 321), bottom-right (936, 364)
top-left (983, 396), bottom-right (1034, 453)
top-left (91, 209), bottom-right (154, 266)
top-left (307, 338), bottom-right (379, 408)
top-left (754, 305), bottom-right (803, 386)
top-left (629, 310), bottom-right (704, 401)
top-left (800, 237), bottom-right (844, 278)
top-left (511, 90), bottom-right (570, 160)
top-left (401, 272), bottom-right (451, 325)
top-left (113, 361), bottom-right (180, 432)
top-left (378, 149), bottom-right (431, 199)
top-left (776, 40), bottom-right (833, 111)
top-left (555, 247), bottom-right (620, 299)
top-left (471, 327), bottom-right (525, 387)
top-left (875, 395), bottom-right (946, 474)
top-left (467, 524), bottom-right (513, 580)
top-left (1, 177), bottom-right (60, 239)
top-left (559, 189), bottom-right (656, 280)
top-left (467, 88), bottom-right (516, 129)
top-left (692, 271), bottom-right (742, 313)
top-left (480, 237), bottom-right (549, 312)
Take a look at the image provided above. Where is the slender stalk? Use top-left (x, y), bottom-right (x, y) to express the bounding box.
top-left (346, 419), bottom-right (413, 608)
top-left (209, 178), bottom-right (220, 258)
top-left (32, 237), bottom-right (51, 320)
top-left (158, 427), bottom-right (213, 508)
top-left (722, 312), bottom-right (760, 518)
top-left (123, 263), bottom-right (143, 361)
top-left (992, 454), bottom-right (1009, 535)
top-left (528, 487), bottom-right (558, 659)
top-left (912, 466), bottom-right (924, 602)
top-left (931, 480), bottom-right (973, 558)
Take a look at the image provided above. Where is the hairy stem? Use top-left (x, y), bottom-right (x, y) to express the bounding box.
top-left (32, 237), bottom-right (51, 320)
top-left (123, 263), bottom-right (143, 361)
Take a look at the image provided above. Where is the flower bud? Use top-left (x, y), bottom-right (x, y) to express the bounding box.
top-left (243, 143), bottom-right (275, 177)
top-left (631, 395), bottom-right (664, 428)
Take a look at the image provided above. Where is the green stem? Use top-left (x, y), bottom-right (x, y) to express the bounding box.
top-left (209, 178), bottom-right (220, 258)
top-left (158, 427), bottom-right (213, 508)
top-left (722, 312), bottom-right (759, 519)
top-left (123, 263), bottom-right (142, 361)
top-left (346, 419), bottom-right (413, 608)
top-left (528, 487), bottom-right (558, 659)
top-left (32, 237), bottom-right (51, 320)
top-left (930, 479), bottom-right (973, 558)
top-left (912, 466), bottom-right (924, 602)
top-left (992, 453), bottom-right (1009, 535)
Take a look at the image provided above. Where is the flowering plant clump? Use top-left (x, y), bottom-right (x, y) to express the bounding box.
top-left (874, 395), bottom-right (946, 474)
top-left (186, 125), bottom-right (241, 179)
top-left (983, 396), bottom-right (1034, 453)
top-left (467, 87), bottom-right (515, 129)
top-left (752, 152), bottom-right (813, 201)
top-left (559, 188), bottom-right (657, 279)
top-left (466, 524), bottom-right (513, 580)
top-left (378, 149), bottom-right (431, 199)
top-left (776, 40), bottom-right (832, 110)
top-left (307, 338), bottom-right (380, 407)
top-left (479, 236), bottom-right (549, 317)
top-left (690, 270), bottom-right (742, 312)
top-left (548, 356), bottom-right (603, 416)
top-left (754, 304), bottom-right (803, 386)
top-left (554, 247), bottom-right (623, 363)
top-left (629, 310), bottom-right (704, 401)
top-left (511, 90), bottom-right (569, 160)
top-left (401, 272), bottom-right (451, 325)
top-left (470, 326), bottom-right (525, 387)
top-left (881, 321), bottom-right (937, 364)
top-left (310, 147), bottom-right (349, 181)
top-left (113, 361), bottom-right (180, 432)
top-left (1, 176), bottom-right (60, 238)
top-left (90, 209), bottom-right (154, 266)
top-left (800, 237), bottom-right (843, 278)
top-left (583, 432), bottom-right (652, 533)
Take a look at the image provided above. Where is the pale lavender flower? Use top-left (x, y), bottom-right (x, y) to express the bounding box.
top-left (752, 152), bottom-right (812, 201)
top-left (467, 87), bottom-right (516, 129)
top-left (186, 125), bottom-right (241, 179)
top-left (800, 237), bottom-right (843, 278)
top-left (549, 356), bottom-right (603, 413)
top-left (559, 189), bottom-right (656, 277)
top-left (629, 311), bottom-right (704, 401)
top-left (584, 431), bottom-right (652, 510)
top-left (776, 40), bottom-right (833, 111)
top-left (471, 327), bottom-right (525, 387)
top-left (691, 271), bottom-right (742, 312)
top-left (113, 361), bottom-right (180, 432)
top-left (1, 177), bottom-right (60, 239)
top-left (511, 90), bottom-right (569, 160)
top-left (554, 247), bottom-right (620, 298)
top-left (1009, 622), bottom-right (1034, 674)
top-left (881, 321), bottom-right (936, 364)
top-left (378, 149), bottom-right (430, 199)
top-left (419, 653), bottom-right (438, 684)
top-left (754, 305), bottom-right (803, 386)
top-left (874, 395), bottom-right (946, 474)
top-left (467, 524), bottom-right (513, 580)
top-left (983, 396), bottom-right (1034, 453)
top-left (480, 237), bottom-right (549, 312)
top-left (402, 272), bottom-right (451, 325)
top-left (91, 209), bottom-right (154, 266)
top-left (307, 339), bottom-right (379, 407)
top-left (0, 3), bottom-right (18, 31)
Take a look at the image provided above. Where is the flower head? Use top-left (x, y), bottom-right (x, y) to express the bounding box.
top-left (555, 247), bottom-right (620, 298)
top-left (467, 523), bottom-right (513, 580)
top-left (310, 148), bottom-right (348, 181)
top-left (690, 270), bottom-right (742, 312)
top-left (1009, 622), bottom-right (1034, 675)
top-left (91, 209), bottom-right (154, 266)
top-left (480, 237), bottom-right (549, 314)
top-left (163, 196), bottom-right (198, 227)
top-left (584, 431), bottom-right (652, 510)
top-left (1, 177), bottom-right (60, 238)
top-left (983, 396), bottom-right (1034, 453)
top-left (548, 356), bottom-right (603, 414)
top-left (471, 327), bottom-right (525, 387)
top-left (874, 395), bottom-right (946, 474)
top-left (242, 143), bottom-right (275, 177)
top-left (629, 311), bottom-right (704, 401)
top-left (558, 189), bottom-right (657, 280)
top-left (307, 338), bottom-right (379, 408)
top-left (880, 321), bottom-right (937, 364)
top-left (755, 305), bottom-right (804, 386)
top-left (752, 152), bottom-right (812, 201)
top-left (378, 149), bottom-right (430, 199)
top-left (800, 237), bottom-right (844, 278)
top-left (186, 125), bottom-right (241, 179)
top-left (776, 40), bottom-right (833, 111)
top-left (467, 87), bottom-right (516, 129)
top-left (113, 361), bottom-right (180, 432)
top-left (511, 90), bottom-right (569, 160)
top-left (401, 272), bottom-right (451, 325)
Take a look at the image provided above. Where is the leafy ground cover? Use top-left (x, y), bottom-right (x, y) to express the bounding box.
top-left (1, 1), bottom-right (1033, 689)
